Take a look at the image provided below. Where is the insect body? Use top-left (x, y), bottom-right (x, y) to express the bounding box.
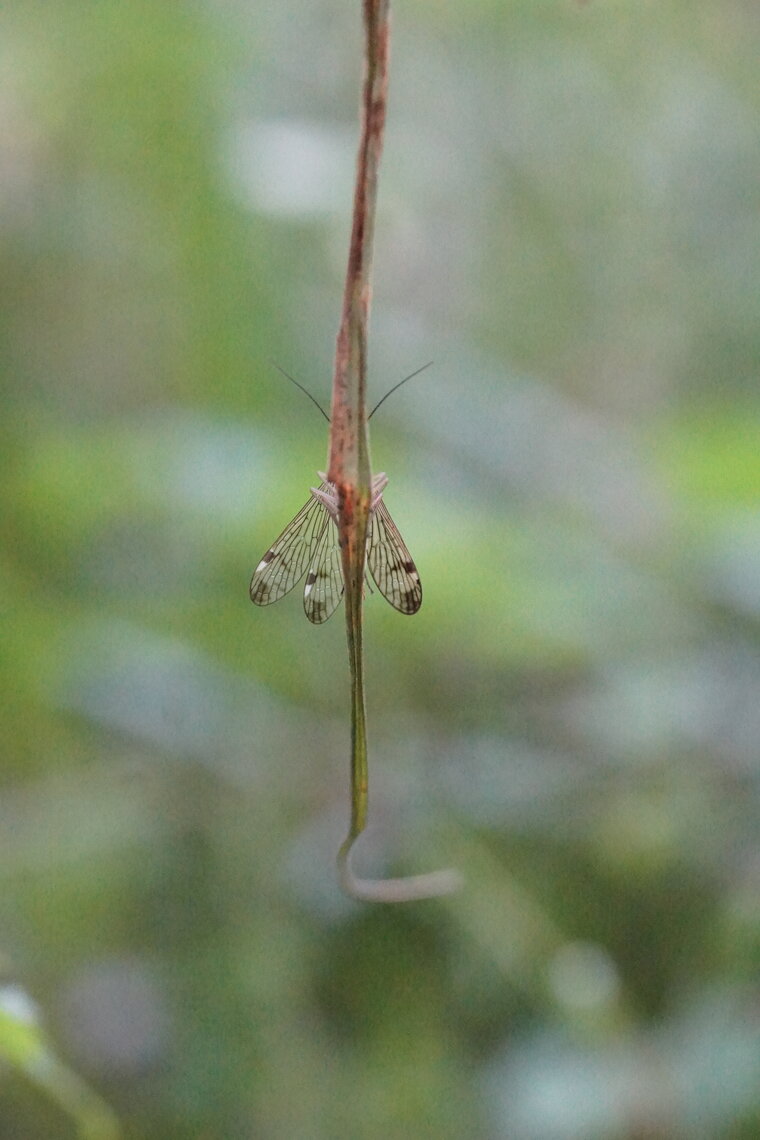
top-left (250, 472), bottom-right (422, 624)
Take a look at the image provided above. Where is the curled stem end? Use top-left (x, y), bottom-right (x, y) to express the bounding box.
top-left (337, 835), bottom-right (464, 903)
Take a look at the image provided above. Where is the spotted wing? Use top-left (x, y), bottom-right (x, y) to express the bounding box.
top-left (250, 491), bottom-right (330, 607)
top-left (367, 498), bottom-right (422, 615)
top-left (303, 515), bottom-right (344, 624)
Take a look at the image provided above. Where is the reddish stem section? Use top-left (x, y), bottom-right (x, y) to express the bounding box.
top-left (328, 0), bottom-right (390, 490)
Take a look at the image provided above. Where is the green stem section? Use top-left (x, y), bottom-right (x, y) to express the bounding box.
top-left (337, 551), bottom-right (463, 902)
top-left (337, 601), bottom-right (368, 863)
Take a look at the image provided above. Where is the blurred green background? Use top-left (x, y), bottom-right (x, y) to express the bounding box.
top-left (2, 0), bottom-right (760, 1137)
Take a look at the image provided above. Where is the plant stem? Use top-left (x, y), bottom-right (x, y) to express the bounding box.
top-left (332, 1), bottom-right (461, 902)
top-left (328, 0), bottom-right (389, 490)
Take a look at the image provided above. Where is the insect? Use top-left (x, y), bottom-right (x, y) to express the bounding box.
top-left (249, 470), bottom-right (421, 623)
top-left (249, 365), bottom-right (429, 624)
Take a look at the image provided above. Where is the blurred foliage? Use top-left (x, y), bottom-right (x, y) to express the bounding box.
top-left (2, 0), bottom-right (760, 1137)
top-left (0, 984), bottom-right (119, 1140)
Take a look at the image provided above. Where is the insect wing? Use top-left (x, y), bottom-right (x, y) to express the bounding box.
top-left (303, 516), bottom-right (344, 624)
top-left (367, 499), bottom-right (422, 615)
top-left (250, 492), bottom-right (329, 607)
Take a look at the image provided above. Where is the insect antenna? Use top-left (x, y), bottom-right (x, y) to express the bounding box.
top-left (367, 360), bottom-right (433, 419)
top-left (270, 360), bottom-right (433, 423)
top-left (270, 361), bottom-right (330, 423)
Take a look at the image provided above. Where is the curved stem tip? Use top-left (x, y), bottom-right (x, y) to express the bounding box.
top-left (337, 834), bottom-right (464, 903)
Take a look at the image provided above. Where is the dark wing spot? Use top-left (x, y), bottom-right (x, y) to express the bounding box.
top-left (262, 550), bottom-right (275, 564)
top-left (403, 560), bottom-right (417, 574)
top-left (305, 571), bottom-right (317, 586)
top-left (402, 589), bottom-right (420, 613)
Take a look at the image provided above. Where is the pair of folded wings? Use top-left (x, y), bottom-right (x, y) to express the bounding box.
top-left (250, 483), bottom-right (422, 624)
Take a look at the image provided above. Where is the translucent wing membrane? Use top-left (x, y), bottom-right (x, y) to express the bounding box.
top-left (367, 499), bottom-right (422, 615)
top-left (251, 481), bottom-right (421, 620)
top-left (249, 490), bottom-right (329, 606)
top-left (303, 518), bottom-right (344, 624)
